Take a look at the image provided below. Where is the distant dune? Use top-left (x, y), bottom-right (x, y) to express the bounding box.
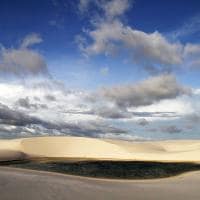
top-left (1, 136), bottom-right (200, 163)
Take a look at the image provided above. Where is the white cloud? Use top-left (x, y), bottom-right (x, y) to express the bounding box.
top-left (78, 0), bottom-right (131, 17)
top-left (78, 0), bottom-right (200, 74)
top-left (102, 0), bottom-right (131, 19)
top-left (169, 14), bottom-right (200, 40)
top-left (0, 49), bottom-right (47, 75)
top-left (99, 74), bottom-right (190, 108)
top-left (132, 98), bottom-right (193, 120)
top-left (78, 0), bottom-right (91, 13)
top-left (0, 34), bottom-right (48, 76)
top-left (0, 78), bottom-right (199, 139)
top-left (184, 43), bottom-right (200, 56)
top-left (183, 43), bottom-right (200, 69)
top-left (20, 33), bottom-right (43, 49)
top-left (85, 20), bottom-right (183, 66)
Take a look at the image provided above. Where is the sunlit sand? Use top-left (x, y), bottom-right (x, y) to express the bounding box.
top-left (0, 136), bottom-right (200, 163)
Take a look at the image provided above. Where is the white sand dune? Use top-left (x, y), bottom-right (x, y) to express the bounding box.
top-left (1, 167), bottom-right (200, 200)
top-left (0, 136), bottom-right (200, 162)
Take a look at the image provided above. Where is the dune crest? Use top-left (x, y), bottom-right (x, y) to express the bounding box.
top-left (0, 136), bottom-right (200, 162)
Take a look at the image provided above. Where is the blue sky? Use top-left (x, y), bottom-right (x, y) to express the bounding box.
top-left (0, 0), bottom-right (200, 140)
top-left (0, 0), bottom-right (200, 88)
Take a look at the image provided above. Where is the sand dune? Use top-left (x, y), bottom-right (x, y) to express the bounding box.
top-left (0, 136), bottom-right (200, 162)
top-left (1, 167), bottom-right (200, 200)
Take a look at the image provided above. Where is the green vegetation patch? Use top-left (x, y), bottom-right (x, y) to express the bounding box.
top-left (1, 159), bottom-right (200, 179)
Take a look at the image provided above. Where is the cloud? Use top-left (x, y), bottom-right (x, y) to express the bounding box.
top-left (66, 106), bottom-right (132, 119)
top-left (0, 34), bottom-right (48, 76)
top-left (132, 111), bottom-right (178, 118)
top-left (77, 0), bottom-right (200, 74)
top-left (77, 0), bottom-right (185, 73)
top-left (160, 125), bottom-right (182, 134)
top-left (78, 0), bottom-right (92, 13)
top-left (98, 132), bottom-right (144, 141)
top-left (15, 97), bottom-right (48, 110)
top-left (183, 43), bottom-right (200, 69)
top-left (99, 74), bottom-right (190, 108)
top-left (0, 49), bottom-right (47, 75)
top-left (58, 121), bottom-right (128, 136)
top-left (137, 118), bottom-right (149, 126)
top-left (102, 0), bottom-right (131, 19)
top-left (0, 100), bottom-right (128, 139)
top-left (78, 0), bottom-right (131, 17)
top-left (184, 43), bottom-right (200, 56)
top-left (184, 114), bottom-right (200, 124)
top-left (86, 20), bottom-right (182, 65)
top-left (92, 106), bottom-right (131, 119)
top-left (16, 97), bottom-right (35, 109)
top-left (0, 103), bottom-right (45, 126)
top-left (20, 33), bottom-right (43, 49)
top-left (189, 60), bottom-right (200, 69)
top-left (0, 79), bottom-right (198, 139)
top-left (0, 81), bottom-right (131, 139)
top-left (0, 78), bottom-right (196, 140)
top-left (169, 14), bottom-right (200, 40)
top-left (45, 94), bottom-right (56, 101)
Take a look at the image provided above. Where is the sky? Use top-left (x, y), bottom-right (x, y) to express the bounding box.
top-left (0, 0), bottom-right (200, 140)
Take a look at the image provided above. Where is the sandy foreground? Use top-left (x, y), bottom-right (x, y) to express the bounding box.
top-left (1, 136), bottom-right (200, 200)
top-left (0, 136), bottom-right (200, 162)
top-left (0, 167), bottom-right (200, 200)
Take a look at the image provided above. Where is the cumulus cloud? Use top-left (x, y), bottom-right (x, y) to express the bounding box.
top-left (77, 0), bottom-right (200, 74)
top-left (0, 34), bottom-right (48, 76)
top-left (85, 20), bottom-right (182, 67)
top-left (99, 74), bottom-right (190, 108)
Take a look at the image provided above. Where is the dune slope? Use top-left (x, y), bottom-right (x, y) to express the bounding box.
top-left (0, 136), bottom-right (200, 162)
top-left (1, 167), bottom-right (200, 200)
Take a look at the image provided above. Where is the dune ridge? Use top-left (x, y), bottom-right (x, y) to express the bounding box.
top-left (0, 136), bottom-right (200, 162)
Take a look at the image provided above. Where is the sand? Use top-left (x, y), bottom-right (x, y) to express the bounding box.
top-left (0, 136), bottom-right (200, 162)
top-left (0, 167), bottom-right (200, 200)
top-left (1, 137), bottom-right (200, 200)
